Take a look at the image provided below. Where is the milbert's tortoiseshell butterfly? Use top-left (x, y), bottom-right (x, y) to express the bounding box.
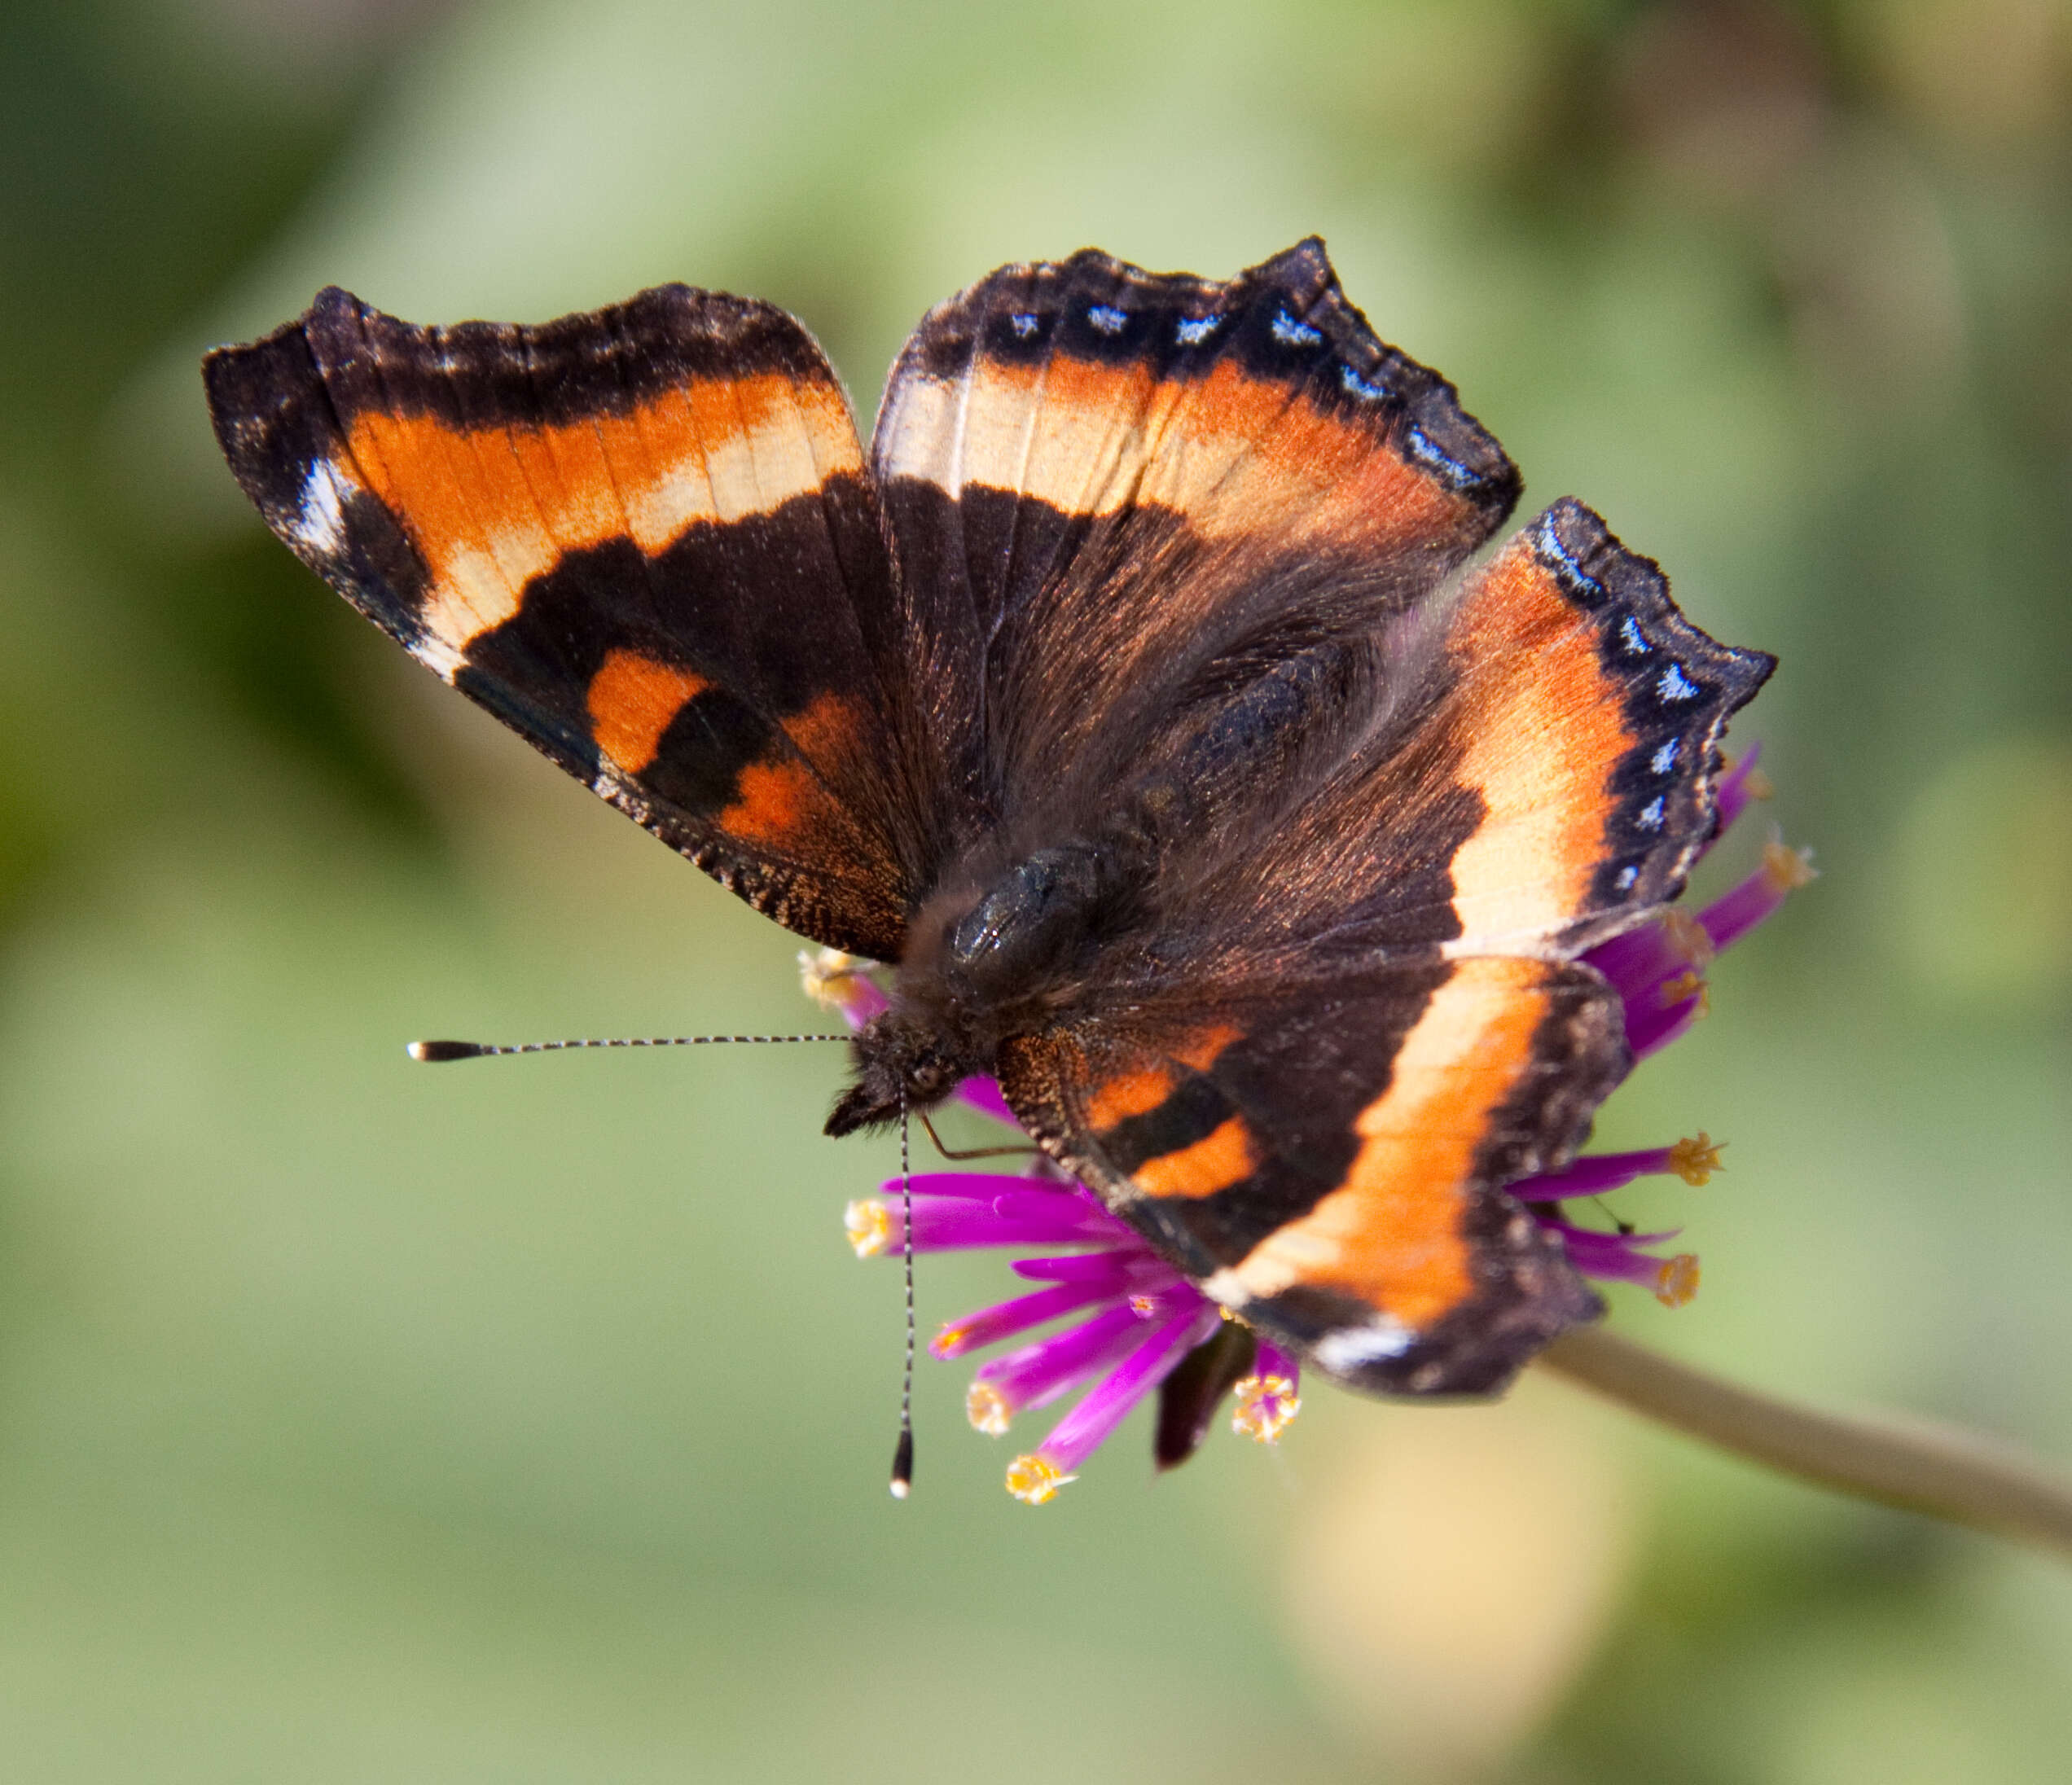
top-left (204, 239), bottom-right (1771, 1418)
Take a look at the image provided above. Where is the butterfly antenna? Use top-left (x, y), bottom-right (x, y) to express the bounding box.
top-left (890, 1091), bottom-right (916, 1501)
top-left (406, 1033), bottom-right (847, 1060)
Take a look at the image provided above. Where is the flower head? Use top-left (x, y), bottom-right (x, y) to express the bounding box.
top-left (814, 748), bottom-right (1811, 1501)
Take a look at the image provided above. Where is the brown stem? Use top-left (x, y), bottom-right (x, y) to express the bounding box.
top-left (1539, 1326), bottom-right (2072, 1559)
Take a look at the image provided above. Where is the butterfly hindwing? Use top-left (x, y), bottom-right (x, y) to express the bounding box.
top-left (1144, 497), bottom-right (1776, 975)
top-left (204, 285), bottom-right (918, 958)
top-left (1414, 498), bottom-right (1773, 950)
top-left (1000, 955), bottom-right (1625, 1395)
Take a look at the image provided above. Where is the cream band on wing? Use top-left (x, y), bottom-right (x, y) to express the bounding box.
top-left (1225, 957), bottom-right (1551, 1328)
top-left (1433, 536), bottom-right (1635, 947)
top-left (338, 374), bottom-right (864, 657)
top-left (876, 354), bottom-right (1468, 546)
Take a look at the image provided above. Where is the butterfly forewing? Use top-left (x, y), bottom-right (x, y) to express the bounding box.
top-left (868, 238), bottom-right (1523, 839)
top-left (204, 284), bottom-right (920, 958)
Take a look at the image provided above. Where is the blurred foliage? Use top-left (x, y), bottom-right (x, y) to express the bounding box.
top-left (1, 0), bottom-right (2069, 1778)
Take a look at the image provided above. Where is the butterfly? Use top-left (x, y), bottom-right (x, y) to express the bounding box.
top-left (204, 239), bottom-right (1771, 1401)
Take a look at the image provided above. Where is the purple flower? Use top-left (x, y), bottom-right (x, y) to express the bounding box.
top-left (813, 748), bottom-right (1811, 1502)
top-left (840, 1157), bottom-right (1304, 1502)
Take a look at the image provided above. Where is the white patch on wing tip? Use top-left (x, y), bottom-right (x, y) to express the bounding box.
top-left (1201, 1269), bottom-right (1252, 1309)
top-left (288, 458), bottom-right (353, 555)
top-left (1315, 1319), bottom-right (1415, 1372)
top-left (413, 633), bottom-right (463, 683)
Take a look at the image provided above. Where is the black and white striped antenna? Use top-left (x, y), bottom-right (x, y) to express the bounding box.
top-left (406, 1032), bottom-right (847, 1059)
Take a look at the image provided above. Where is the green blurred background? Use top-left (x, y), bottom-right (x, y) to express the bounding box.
top-left (3, 0), bottom-right (2070, 1778)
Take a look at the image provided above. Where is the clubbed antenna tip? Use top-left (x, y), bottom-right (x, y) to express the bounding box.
top-left (407, 1039), bottom-right (487, 1061)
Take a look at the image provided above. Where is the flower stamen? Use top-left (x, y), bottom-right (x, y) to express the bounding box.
top-left (1669, 1133), bottom-right (1725, 1185)
top-left (1763, 839), bottom-right (1817, 892)
top-left (967, 1381), bottom-right (1012, 1436)
top-left (1231, 1373), bottom-right (1302, 1443)
top-left (1658, 968), bottom-right (1710, 1011)
top-left (798, 946), bottom-right (884, 1024)
top-left (845, 1198), bottom-right (891, 1258)
top-left (1005, 1453), bottom-right (1075, 1504)
top-left (1656, 1253), bottom-right (1701, 1307)
top-left (1662, 909), bottom-right (1717, 970)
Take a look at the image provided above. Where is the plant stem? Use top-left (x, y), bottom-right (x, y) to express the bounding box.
top-left (1539, 1326), bottom-right (2072, 1559)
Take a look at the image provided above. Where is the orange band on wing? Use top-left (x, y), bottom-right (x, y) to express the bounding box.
top-left (587, 650), bottom-right (709, 774)
top-left (717, 694), bottom-right (875, 852)
top-left (718, 758), bottom-right (814, 844)
top-left (1227, 958), bottom-right (1549, 1329)
top-left (342, 375), bottom-right (863, 656)
top-left (1086, 1065), bottom-right (1179, 1129)
top-left (1133, 1116), bottom-right (1257, 1200)
top-left (1439, 541), bottom-right (1635, 945)
top-left (878, 354), bottom-right (1465, 549)
top-left (1168, 1021), bottom-right (1243, 1073)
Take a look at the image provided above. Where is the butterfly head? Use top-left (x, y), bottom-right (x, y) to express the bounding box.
top-left (823, 1007), bottom-right (968, 1136)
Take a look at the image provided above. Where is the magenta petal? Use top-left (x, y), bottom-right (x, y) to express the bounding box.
top-left (954, 1074), bottom-right (1020, 1127)
top-left (900, 1172), bottom-right (1030, 1201)
top-left (1010, 1252), bottom-right (1186, 1299)
top-left (1011, 1252), bottom-right (1139, 1283)
top-left (932, 1279), bottom-right (1129, 1358)
top-left (895, 1198), bottom-right (1120, 1252)
top-left (1626, 988), bottom-right (1703, 1060)
top-left (1035, 1306), bottom-right (1223, 1472)
top-left (974, 1305), bottom-right (1151, 1411)
top-left (987, 1188), bottom-right (1133, 1238)
top-left (1699, 865), bottom-right (1788, 955)
top-left (1536, 1213), bottom-right (1680, 1284)
top-left (1510, 1146), bottom-right (1678, 1201)
top-left (1582, 923), bottom-right (1691, 1003)
top-left (831, 974), bottom-right (891, 1028)
top-left (1255, 1340), bottom-right (1299, 1385)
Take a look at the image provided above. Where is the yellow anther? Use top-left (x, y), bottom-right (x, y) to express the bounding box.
top-left (1005, 1453), bottom-right (1076, 1504)
top-left (1762, 840), bottom-right (1816, 893)
top-left (1662, 910), bottom-right (1716, 970)
top-left (966, 1382), bottom-right (1012, 1436)
top-left (844, 1198), bottom-right (890, 1259)
top-left (930, 1325), bottom-right (966, 1360)
top-left (1744, 767), bottom-right (1775, 800)
top-left (1231, 1374), bottom-right (1301, 1444)
top-left (1655, 1252), bottom-right (1701, 1307)
top-left (1659, 969), bottom-right (1709, 1011)
top-left (1670, 1133), bottom-right (1725, 1186)
top-left (1129, 1294), bottom-right (1156, 1317)
top-left (798, 946), bottom-right (875, 1017)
